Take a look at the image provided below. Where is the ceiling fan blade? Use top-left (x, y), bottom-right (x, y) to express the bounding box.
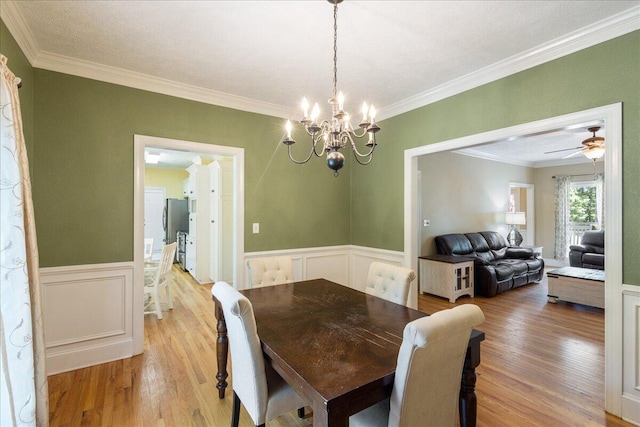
top-left (562, 150), bottom-right (584, 159)
top-left (544, 146), bottom-right (583, 154)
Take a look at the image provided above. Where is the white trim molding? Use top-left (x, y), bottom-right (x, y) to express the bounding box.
top-left (622, 287), bottom-right (640, 426)
top-left (40, 262), bottom-right (134, 375)
top-left (244, 245), bottom-right (410, 304)
top-left (134, 134), bottom-right (245, 356)
top-left (404, 103), bottom-right (625, 417)
top-left (2, 0), bottom-right (638, 120)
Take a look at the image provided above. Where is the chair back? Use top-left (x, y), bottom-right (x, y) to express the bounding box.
top-left (211, 282), bottom-right (268, 423)
top-left (247, 256), bottom-right (294, 288)
top-left (388, 304), bottom-right (484, 427)
top-left (144, 238), bottom-right (154, 261)
top-left (155, 242), bottom-right (177, 283)
top-left (365, 262), bottom-right (416, 305)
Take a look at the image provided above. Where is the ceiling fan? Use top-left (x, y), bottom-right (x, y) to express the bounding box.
top-left (545, 126), bottom-right (605, 160)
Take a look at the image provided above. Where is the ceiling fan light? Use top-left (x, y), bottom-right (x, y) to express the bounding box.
top-left (583, 146), bottom-right (605, 160)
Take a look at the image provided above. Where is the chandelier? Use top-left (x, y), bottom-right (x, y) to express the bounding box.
top-left (282, 0), bottom-right (380, 177)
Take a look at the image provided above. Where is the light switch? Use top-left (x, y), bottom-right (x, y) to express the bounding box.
top-left (423, 219), bottom-right (431, 227)
top-left (253, 223), bottom-right (260, 234)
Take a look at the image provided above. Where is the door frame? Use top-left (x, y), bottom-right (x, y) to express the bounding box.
top-left (133, 135), bottom-right (245, 355)
top-left (403, 103), bottom-right (623, 416)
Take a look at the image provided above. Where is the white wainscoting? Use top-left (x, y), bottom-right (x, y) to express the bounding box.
top-left (40, 262), bottom-right (134, 375)
top-left (622, 287), bottom-right (640, 426)
top-left (244, 245), bottom-right (411, 305)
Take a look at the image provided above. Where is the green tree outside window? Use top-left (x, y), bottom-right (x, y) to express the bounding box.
top-left (569, 184), bottom-right (597, 223)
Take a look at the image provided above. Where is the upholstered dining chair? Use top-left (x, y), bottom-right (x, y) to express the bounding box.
top-left (211, 282), bottom-right (307, 427)
top-left (246, 256), bottom-right (294, 288)
top-left (365, 262), bottom-right (416, 306)
top-left (349, 304), bottom-right (485, 427)
top-left (144, 242), bottom-right (176, 319)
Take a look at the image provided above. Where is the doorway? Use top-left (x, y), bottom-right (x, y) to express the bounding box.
top-left (144, 186), bottom-right (166, 260)
top-left (403, 103), bottom-right (623, 415)
top-left (508, 182), bottom-right (534, 247)
top-left (132, 135), bottom-right (245, 356)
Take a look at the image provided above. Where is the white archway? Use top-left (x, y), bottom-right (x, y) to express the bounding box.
top-left (403, 103), bottom-right (623, 416)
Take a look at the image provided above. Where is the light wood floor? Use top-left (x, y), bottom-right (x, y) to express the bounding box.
top-left (48, 266), bottom-right (633, 426)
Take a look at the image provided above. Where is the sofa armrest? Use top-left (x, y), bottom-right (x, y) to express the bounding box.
top-left (569, 244), bottom-right (597, 253)
top-left (505, 247), bottom-right (534, 259)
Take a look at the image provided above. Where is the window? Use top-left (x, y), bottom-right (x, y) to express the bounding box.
top-left (569, 181), bottom-right (598, 223)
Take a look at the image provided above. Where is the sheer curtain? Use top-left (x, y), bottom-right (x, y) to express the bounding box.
top-left (553, 175), bottom-right (571, 260)
top-left (595, 173), bottom-right (605, 229)
top-left (1, 55), bottom-right (49, 426)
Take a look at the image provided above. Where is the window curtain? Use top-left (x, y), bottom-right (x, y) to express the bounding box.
top-left (553, 175), bottom-right (571, 260)
top-left (595, 173), bottom-right (605, 230)
top-left (1, 55), bottom-right (49, 426)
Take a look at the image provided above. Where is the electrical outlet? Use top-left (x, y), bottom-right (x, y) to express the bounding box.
top-left (423, 219), bottom-right (431, 227)
top-left (252, 223), bottom-right (260, 234)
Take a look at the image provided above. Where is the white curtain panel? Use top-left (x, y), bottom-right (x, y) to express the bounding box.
top-left (553, 175), bottom-right (571, 260)
top-left (595, 173), bottom-right (605, 230)
top-left (1, 55), bottom-right (49, 426)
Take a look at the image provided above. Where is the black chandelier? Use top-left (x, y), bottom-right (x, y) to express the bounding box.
top-left (282, 0), bottom-right (380, 177)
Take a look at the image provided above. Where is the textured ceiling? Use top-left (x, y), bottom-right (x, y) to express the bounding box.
top-left (4, 1), bottom-right (637, 165)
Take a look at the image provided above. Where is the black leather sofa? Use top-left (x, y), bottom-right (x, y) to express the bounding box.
top-left (435, 231), bottom-right (544, 297)
top-left (569, 230), bottom-right (604, 270)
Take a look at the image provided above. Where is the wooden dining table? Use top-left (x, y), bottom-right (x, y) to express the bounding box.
top-left (212, 279), bottom-right (485, 427)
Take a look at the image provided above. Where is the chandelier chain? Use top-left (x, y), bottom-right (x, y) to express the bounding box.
top-left (333, 2), bottom-right (338, 98)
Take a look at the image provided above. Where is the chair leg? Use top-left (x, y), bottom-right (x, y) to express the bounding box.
top-left (166, 281), bottom-right (174, 310)
top-left (153, 288), bottom-right (163, 319)
top-left (298, 407), bottom-right (305, 418)
top-left (232, 392), bottom-right (241, 427)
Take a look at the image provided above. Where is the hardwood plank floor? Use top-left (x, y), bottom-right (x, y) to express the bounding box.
top-left (48, 266), bottom-right (633, 426)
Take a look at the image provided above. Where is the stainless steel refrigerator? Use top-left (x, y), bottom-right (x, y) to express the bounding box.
top-left (163, 199), bottom-right (189, 253)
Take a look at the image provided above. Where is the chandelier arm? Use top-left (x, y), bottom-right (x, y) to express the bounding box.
top-left (287, 143), bottom-right (318, 164)
top-left (347, 136), bottom-right (376, 158)
top-left (350, 127), bottom-right (368, 139)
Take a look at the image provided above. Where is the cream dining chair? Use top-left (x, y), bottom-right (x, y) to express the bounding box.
top-left (349, 304), bottom-right (485, 427)
top-left (211, 282), bottom-right (307, 427)
top-left (365, 262), bottom-right (416, 306)
top-left (246, 256), bottom-right (294, 288)
top-left (144, 242), bottom-right (177, 319)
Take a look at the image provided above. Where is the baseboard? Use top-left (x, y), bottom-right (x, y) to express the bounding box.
top-left (622, 393), bottom-right (640, 426)
top-left (46, 337), bottom-right (134, 375)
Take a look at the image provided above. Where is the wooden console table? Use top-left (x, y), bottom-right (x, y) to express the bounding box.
top-left (419, 255), bottom-right (474, 303)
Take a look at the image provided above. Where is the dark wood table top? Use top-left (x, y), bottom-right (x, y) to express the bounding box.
top-left (240, 279), bottom-right (485, 425)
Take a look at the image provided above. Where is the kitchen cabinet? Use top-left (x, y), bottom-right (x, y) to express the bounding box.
top-left (186, 164), bottom-right (211, 284)
top-left (209, 160), bottom-right (233, 283)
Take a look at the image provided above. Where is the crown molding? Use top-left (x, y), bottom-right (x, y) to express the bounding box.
top-left (2, 1), bottom-right (639, 120)
top-left (380, 5), bottom-right (640, 120)
top-left (1, 0), bottom-right (40, 63)
top-left (453, 147), bottom-right (602, 169)
top-left (33, 51), bottom-right (293, 119)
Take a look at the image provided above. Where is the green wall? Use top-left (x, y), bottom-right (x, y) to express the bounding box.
top-left (3, 17), bottom-right (639, 285)
top-left (31, 71), bottom-right (351, 266)
top-left (351, 31), bottom-right (640, 285)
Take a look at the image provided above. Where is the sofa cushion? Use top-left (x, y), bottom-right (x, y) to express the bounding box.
top-left (583, 253), bottom-right (604, 266)
top-left (435, 234), bottom-right (473, 256)
top-left (523, 258), bottom-right (544, 272)
top-left (491, 263), bottom-right (515, 281)
top-left (505, 247), bottom-right (535, 259)
top-left (465, 233), bottom-right (495, 262)
top-left (494, 259), bottom-right (528, 276)
top-left (581, 230), bottom-right (604, 248)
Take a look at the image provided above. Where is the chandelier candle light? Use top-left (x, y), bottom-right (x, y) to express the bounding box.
top-left (282, 0), bottom-right (380, 177)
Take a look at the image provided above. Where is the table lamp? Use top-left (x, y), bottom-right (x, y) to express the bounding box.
top-left (505, 212), bottom-right (526, 246)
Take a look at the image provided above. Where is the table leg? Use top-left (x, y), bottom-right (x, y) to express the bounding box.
top-left (214, 297), bottom-right (229, 399)
top-left (459, 343), bottom-right (481, 427)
